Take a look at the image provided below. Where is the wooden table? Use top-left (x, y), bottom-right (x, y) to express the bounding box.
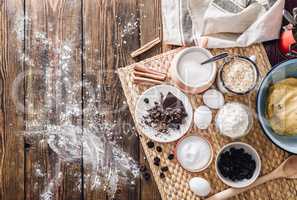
top-left (0, 1), bottom-right (296, 200)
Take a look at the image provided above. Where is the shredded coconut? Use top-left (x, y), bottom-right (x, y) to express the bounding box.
top-left (215, 102), bottom-right (252, 139)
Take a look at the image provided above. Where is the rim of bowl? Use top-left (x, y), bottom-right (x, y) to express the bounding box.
top-left (256, 58), bottom-right (297, 154)
top-left (175, 135), bottom-right (213, 172)
top-left (172, 47), bottom-right (217, 88)
top-left (134, 84), bottom-right (193, 143)
top-left (218, 55), bottom-right (260, 95)
top-left (215, 142), bottom-right (261, 188)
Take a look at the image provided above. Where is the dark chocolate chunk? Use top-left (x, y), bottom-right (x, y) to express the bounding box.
top-left (167, 154), bottom-right (174, 160)
top-left (147, 141), bottom-right (155, 148)
top-left (156, 146), bottom-right (162, 152)
top-left (142, 92), bottom-right (187, 134)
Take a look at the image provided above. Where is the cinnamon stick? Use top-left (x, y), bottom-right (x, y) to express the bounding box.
top-left (130, 37), bottom-right (161, 58)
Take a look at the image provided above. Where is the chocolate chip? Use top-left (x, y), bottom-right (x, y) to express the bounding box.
top-left (156, 146), bottom-right (162, 152)
top-left (144, 98), bottom-right (149, 104)
top-left (143, 172), bottom-right (151, 181)
top-left (140, 165), bottom-right (147, 172)
top-left (161, 166), bottom-right (168, 172)
top-left (160, 172), bottom-right (165, 179)
top-left (167, 154), bottom-right (174, 160)
top-left (147, 141), bottom-right (154, 148)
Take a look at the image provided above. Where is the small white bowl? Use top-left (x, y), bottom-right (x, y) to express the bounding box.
top-left (215, 142), bottom-right (261, 188)
top-left (175, 135), bottom-right (213, 172)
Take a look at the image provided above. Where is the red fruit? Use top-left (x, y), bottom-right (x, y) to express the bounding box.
top-left (279, 29), bottom-right (296, 55)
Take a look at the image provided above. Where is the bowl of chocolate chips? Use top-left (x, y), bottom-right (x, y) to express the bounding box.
top-left (135, 84), bottom-right (193, 143)
top-left (215, 142), bottom-right (261, 188)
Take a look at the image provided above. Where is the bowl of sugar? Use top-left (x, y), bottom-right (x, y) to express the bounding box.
top-left (170, 47), bottom-right (217, 94)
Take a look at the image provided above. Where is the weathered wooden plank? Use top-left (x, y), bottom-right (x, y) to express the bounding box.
top-left (0, 0), bottom-right (25, 200)
top-left (24, 0), bottom-right (82, 199)
top-left (82, 0), bottom-right (140, 199)
top-left (138, 0), bottom-right (162, 199)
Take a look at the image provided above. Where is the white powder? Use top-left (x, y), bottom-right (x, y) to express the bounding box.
top-left (176, 136), bottom-right (212, 171)
top-left (215, 102), bottom-right (252, 139)
top-left (177, 51), bottom-right (214, 86)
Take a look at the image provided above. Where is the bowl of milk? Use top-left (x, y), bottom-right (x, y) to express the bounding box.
top-left (171, 47), bottom-right (217, 94)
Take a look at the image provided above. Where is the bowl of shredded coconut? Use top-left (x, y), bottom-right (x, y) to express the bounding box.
top-left (215, 102), bottom-right (253, 139)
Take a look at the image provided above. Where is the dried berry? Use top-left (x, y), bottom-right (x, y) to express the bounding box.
top-left (218, 147), bottom-right (256, 182)
top-left (160, 172), bottom-right (165, 179)
top-left (161, 166), bottom-right (168, 172)
top-left (156, 146), bottom-right (162, 152)
top-left (167, 154), bottom-right (174, 160)
top-left (144, 98), bottom-right (149, 104)
top-left (140, 165), bottom-right (147, 172)
top-left (143, 172), bottom-right (151, 181)
top-left (147, 141), bottom-right (154, 148)
top-left (153, 157), bottom-right (160, 166)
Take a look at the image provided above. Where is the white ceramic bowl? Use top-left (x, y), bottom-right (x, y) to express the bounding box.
top-left (175, 135), bottom-right (213, 172)
top-left (170, 47), bottom-right (217, 94)
top-left (215, 142), bottom-right (261, 188)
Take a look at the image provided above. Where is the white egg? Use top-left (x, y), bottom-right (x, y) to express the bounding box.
top-left (189, 177), bottom-right (211, 197)
top-left (203, 89), bottom-right (225, 109)
top-left (194, 106), bottom-right (212, 129)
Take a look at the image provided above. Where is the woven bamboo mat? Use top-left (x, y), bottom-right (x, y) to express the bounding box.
top-left (118, 44), bottom-right (297, 200)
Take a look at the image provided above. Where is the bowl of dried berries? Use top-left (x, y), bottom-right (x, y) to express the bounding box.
top-left (215, 142), bottom-right (261, 188)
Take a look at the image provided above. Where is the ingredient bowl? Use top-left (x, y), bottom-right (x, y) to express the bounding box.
top-left (215, 142), bottom-right (261, 188)
top-left (170, 47), bottom-right (217, 94)
top-left (257, 59), bottom-right (297, 154)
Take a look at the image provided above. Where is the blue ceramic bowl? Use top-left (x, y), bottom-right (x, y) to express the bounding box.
top-left (257, 59), bottom-right (297, 154)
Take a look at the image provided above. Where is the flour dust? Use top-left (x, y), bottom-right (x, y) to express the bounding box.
top-left (13, 14), bottom-right (139, 199)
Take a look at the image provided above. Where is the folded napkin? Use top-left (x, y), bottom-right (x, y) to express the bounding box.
top-left (161, 0), bottom-right (285, 48)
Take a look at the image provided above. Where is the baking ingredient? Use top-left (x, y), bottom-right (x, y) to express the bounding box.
top-left (147, 141), bottom-right (155, 148)
top-left (189, 177), bottom-right (211, 197)
top-left (194, 106), bottom-right (212, 129)
top-left (167, 154), bottom-right (174, 160)
top-left (154, 157), bottom-right (161, 166)
top-left (222, 58), bottom-right (257, 93)
top-left (177, 50), bottom-right (214, 86)
top-left (216, 102), bottom-right (252, 139)
top-left (143, 172), bottom-right (151, 181)
top-left (176, 136), bottom-right (212, 172)
top-left (217, 147), bottom-right (256, 181)
top-left (156, 146), bottom-right (162, 152)
top-left (203, 89), bottom-right (225, 109)
top-left (142, 92), bottom-right (188, 134)
top-left (161, 166), bottom-right (169, 172)
top-left (266, 78), bottom-right (297, 135)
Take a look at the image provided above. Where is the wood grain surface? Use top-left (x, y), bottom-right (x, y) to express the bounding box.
top-left (0, 0), bottom-right (297, 200)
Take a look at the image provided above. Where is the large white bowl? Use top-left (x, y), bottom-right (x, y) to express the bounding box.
top-left (135, 84), bottom-right (193, 143)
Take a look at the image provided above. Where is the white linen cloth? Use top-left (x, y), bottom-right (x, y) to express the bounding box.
top-left (161, 0), bottom-right (285, 48)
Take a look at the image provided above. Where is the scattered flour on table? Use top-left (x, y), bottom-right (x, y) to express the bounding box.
top-left (13, 15), bottom-right (139, 199)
